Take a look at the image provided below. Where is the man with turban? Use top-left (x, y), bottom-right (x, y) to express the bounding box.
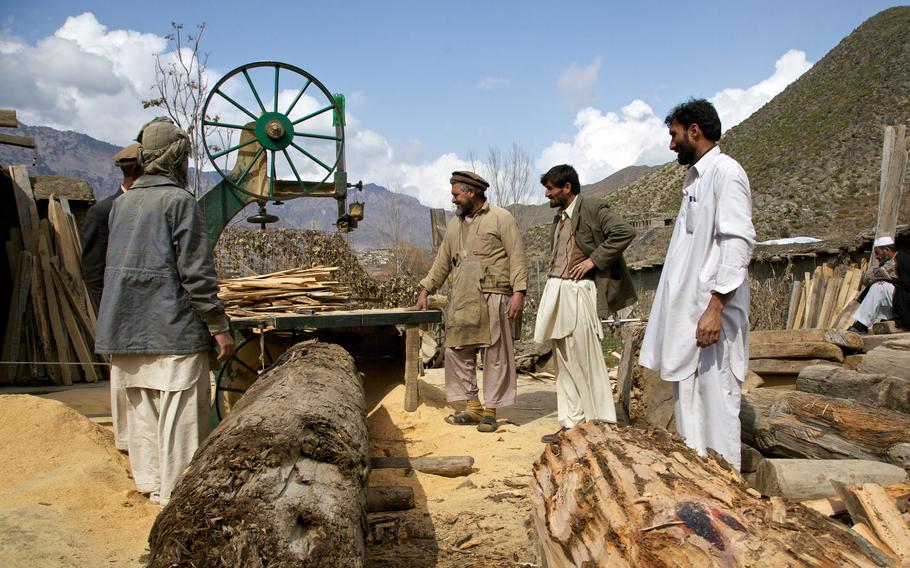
top-left (95, 117), bottom-right (235, 505)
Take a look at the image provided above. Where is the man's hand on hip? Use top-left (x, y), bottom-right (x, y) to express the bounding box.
top-left (214, 331), bottom-right (236, 362)
top-left (569, 258), bottom-right (595, 280)
top-left (507, 291), bottom-right (525, 321)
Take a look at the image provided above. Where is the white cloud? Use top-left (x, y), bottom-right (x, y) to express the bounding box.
top-left (711, 49), bottom-right (812, 129)
top-left (538, 50), bottom-right (813, 185)
top-left (557, 56), bottom-right (601, 109)
top-left (477, 76), bottom-right (510, 91)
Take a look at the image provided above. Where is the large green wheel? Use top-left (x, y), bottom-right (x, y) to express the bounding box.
top-left (201, 61), bottom-right (345, 201)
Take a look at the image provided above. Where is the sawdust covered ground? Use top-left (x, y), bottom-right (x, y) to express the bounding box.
top-left (0, 362), bottom-right (566, 567)
top-left (0, 394), bottom-right (159, 567)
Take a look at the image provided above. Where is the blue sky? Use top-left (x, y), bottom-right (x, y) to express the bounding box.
top-left (1, 1), bottom-right (906, 206)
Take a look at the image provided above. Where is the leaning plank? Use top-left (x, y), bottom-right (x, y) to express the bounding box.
top-left (754, 459), bottom-right (907, 500)
top-left (28, 247), bottom-right (61, 383)
top-left (148, 341), bottom-right (369, 568)
top-left (801, 483), bottom-right (910, 517)
top-left (9, 166), bottom-right (40, 256)
top-left (796, 364), bottom-right (910, 414)
top-left (531, 422), bottom-right (894, 567)
top-left (1, 252), bottom-right (33, 383)
top-left (49, 268), bottom-right (98, 382)
top-left (38, 230), bottom-right (75, 385)
top-left (370, 456), bottom-right (474, 478)
top-left (749, 342), bottom-right (843, 362)
top-left (832, 481), bottom-right (910, 564)
top-left (750, 328), bottom-right (864, 351)
top-left (741, 388), bottom-right (910, 463)
top-left (786, 281), bottom-right (803, 330)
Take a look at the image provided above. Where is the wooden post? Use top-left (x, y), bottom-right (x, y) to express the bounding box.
top-left (874, 125), bottom-right (907, 250)
top-left (616, 323), bottom-right (645, 424)
top-left (403, 324), bottom-right (420, 412)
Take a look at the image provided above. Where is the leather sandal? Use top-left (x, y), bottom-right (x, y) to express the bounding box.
top-left (445, 411), bottom-right (481, 425)
top-left (476, 415), bottom-right (498, 433)
top-left (541, 427), bottom-right (568, 444)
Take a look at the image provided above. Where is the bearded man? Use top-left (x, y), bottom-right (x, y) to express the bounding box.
top-left (413, 171), bottom-right (528, 433)
top-left (95, 117), bottom-right (235, 505)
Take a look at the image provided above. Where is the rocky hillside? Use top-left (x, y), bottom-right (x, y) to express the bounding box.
top-left (603, 6), bottom-right (910, 264)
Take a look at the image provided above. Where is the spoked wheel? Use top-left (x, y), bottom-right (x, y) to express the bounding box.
top-left (214, 330), bottom-right (310, 420)
top-left (201, 61), bottom-right (345, 202)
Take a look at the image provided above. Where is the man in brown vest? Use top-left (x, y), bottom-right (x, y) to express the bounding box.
top-left (414, 171), bottom-right (528, 433)
top-left (534, 164), bottom-right (636, 443)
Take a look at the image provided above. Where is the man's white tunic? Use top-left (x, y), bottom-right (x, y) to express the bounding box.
top-left (639, 146), bottom-right (755, 468)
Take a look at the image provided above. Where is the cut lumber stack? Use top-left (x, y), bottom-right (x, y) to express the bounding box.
top-left (749, 328), bottom-right (863, 388)
top-left (1, 166), bottom-right (102, 384)
top-left (218, 266), bottom-right (351, 317)
top-left (786, 261), bottom-right (867, 330)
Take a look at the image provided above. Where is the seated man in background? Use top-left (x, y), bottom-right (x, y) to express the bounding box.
top-left (848, 236), bottom-right (899, 334)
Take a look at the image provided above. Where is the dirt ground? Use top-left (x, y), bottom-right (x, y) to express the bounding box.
top-left (0, 358), bottom-right (581, 567)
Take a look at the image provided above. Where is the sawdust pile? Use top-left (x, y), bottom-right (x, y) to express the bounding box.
top-left (0, 395), bottom-right (158, 567)
top-left (214, 228), bottom-right (418, 308)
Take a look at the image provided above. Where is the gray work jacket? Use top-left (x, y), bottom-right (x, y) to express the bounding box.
top-left (95, 175), bottom-right (229, 355)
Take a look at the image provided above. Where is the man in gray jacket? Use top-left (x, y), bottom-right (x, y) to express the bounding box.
top-left (95, 117), bottom-right (235, 505)
top-left (534, 164), bottom-right (636, 443)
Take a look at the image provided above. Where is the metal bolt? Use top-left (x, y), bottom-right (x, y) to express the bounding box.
top-left (265, 120), bottom-right (284, 139)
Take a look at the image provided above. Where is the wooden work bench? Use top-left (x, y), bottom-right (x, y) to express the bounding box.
top-left (229, 308), bottom-right (442, 411)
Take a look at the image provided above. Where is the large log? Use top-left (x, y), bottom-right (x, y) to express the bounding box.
top-left (749, 341), bottom-right (843, 362)
top-left (796, 364), bottom-right (910, 414)
top-left (741, 388), bottom-right (910, 464)
top-left (531, 422), bottom-right (894, 567)
top-left (750, 358), bottom-right (836, 376)
top-left (148, 341), bottom-right (370, 568)
top-left (750, 328), bottom-right (864, 351)
top-left (754, 459), bottom-right (908, 500)
top-left (859, 340), bottom-right (910, 381)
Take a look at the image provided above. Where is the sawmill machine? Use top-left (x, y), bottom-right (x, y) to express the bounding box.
top-left (197, 61), bottom-right (364, 244)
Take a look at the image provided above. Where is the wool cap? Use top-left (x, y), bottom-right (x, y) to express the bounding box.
top-left (112, 143), bottom-right (141, 167)
top-left (873, 236), bottom-right (895, 248)
top-left (450, 171), bottom-right (489, 191)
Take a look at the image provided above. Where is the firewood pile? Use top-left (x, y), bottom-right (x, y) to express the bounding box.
top-left (748, 328), bottom-right (865, 387)
top-left (217, 266), bottom-right (350, 317)
top-left (786, 260), bottom-right (867, 330)
top-left (1, 166), bottom-right (102, 385)
top-left (213, 227), bottom-right (419, 309)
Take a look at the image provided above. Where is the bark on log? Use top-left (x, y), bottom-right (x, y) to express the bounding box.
top-left (741, 388), bottom-right (910, 463)
top-left (751, 329), bottom-right (864, 351)
top-left (796, 364), bottom-right (910, 414)
top-left (369, 456), bottom-right (474, 477)
top-left (366, 486), bottom-right (415, 512)
top-left (148, 341), bottom-right (369, 568)
top-left (859, 340), bottom-right (910, 381)
top-left (749, 341), bottom-right (844, 362)
top-left (754, 459), bottom-right (908, 500)
top-left (530, 422), bottom-right (895, 567)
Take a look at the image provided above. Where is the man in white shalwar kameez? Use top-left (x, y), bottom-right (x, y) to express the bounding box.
top-left (534, 165), bottom-right (637, 443)
top-left (639, 99), bottom-right (755, 471)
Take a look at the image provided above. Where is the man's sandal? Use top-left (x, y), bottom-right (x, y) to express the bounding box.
top-left (476, 415), bottom-right (498, 433)
top-left (445, 411), bottom-right (481, 425)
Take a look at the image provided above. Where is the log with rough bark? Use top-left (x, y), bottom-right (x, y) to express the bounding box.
top-left (796, 364), bottom-right (910, 414)
top-left (366, 486), bottom-right (415, 512)
top-left (751, 328), bottom-right (864, 351)
top-left (741, 388), bottom-right (910, 465)
top-left (749, 341), bottom-right (844, 362)
top-left (370, 455), bottom-right (474, 477)
top-left (148, 341), bottom-right (369, 568)
top-left (531, 422), bottom-right (895, 567)
top-left (754, 459), bottom-right (908, 500)
top-left (859, 340), bottom-right (910, 381)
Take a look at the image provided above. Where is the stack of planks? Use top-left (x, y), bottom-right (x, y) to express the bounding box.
top-left (2, 165), bottom-right (101, 385)
top-left (218, 266), bottom-right (351, 317)
top-left (748, 328), bottom-right (863, 388)
top-left (786, 261), bottom-right (867, 330)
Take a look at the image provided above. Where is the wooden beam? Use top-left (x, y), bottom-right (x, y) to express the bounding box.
top-left (832, 481), bottom-right (910, 563)
top-left (370, 456), bottom-right (474, 477)
top-left (1, 252), bottom-right (33, 382)
top-left (0, 109), bottom-right (17, 128)
top-left (0, 132), bottom-right (36, 149)
top-left (874, 125), bottom-right (907, 245)
top-left (801, 482), bottom-right (910, 517)
top-left (38, 228), bottom-right (75, 385)
top-left (403, 324), bottom-right (420, 412)
top-left (749, 341), bottom-right (844, 362)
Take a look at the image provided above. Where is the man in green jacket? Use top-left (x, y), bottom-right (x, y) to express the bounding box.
top-left (534, 164), bottom-right (636, 443)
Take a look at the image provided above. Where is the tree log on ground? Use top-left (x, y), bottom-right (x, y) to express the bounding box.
top-left (796, 364), bottom-right (910, 414)
top-left (750, 329), bottom-right (864, 351)
top-left (859, 340), bottom-right (910, 381)
top-left (741, 388), bottom-right (910, 464)
top-left (749, 341), bottom-right (843, 362)
top-left (148, 341), bottom-right (369, 568)
top-left (530, 422), bottom-right (894, 567)
top-left (754, 459), bottom-right (908, 500)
